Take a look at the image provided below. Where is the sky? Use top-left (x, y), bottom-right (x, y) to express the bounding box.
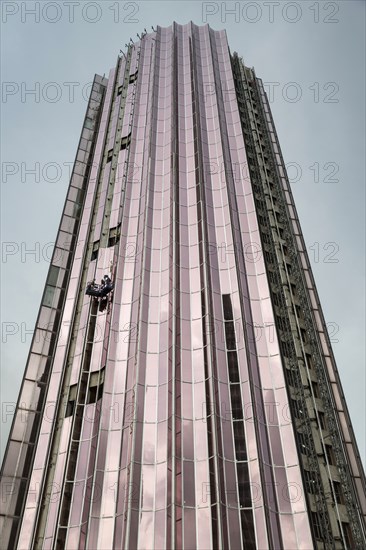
top-left (1, 1), bottom-right (365, 466)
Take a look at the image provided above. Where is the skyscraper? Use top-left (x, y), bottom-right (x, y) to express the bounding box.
top-left (1, 20), bottom-right (365, 549)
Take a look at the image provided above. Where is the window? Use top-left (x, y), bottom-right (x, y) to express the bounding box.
top-left (72, 188), bottom-right (84, 218)
top-left (91, 241), bottom-right (99, 261)
top-left (261, 231), bottom-right (271, 245)
top-left (120, 132), bottom-right (131, 150)
top-left (65, 400), bottom-right (75, 417)
top-left (43, 285), bottom-right (56, 308)
top-left (311, 381), bottom-right (319, 398)
top-left (108, 224), bottom-right (121, 247)
top-left (281, 339), bottom-right (292, 358)
top-left (276, 315), bottom-right (289, 332)
top-left (87, 369), bottom-right (105, 404)
top-left (129, 70), bottom-right (138, 83)
top-left (87, 385), bottom-right (97, 404)
top-left (325, 444), bottom-right (336, 466)
top-left (237, 462), bottom-right (251, 508)
top-left (117, 85), bottom-right (123, 96)
top-left (297, 431), bottom-right (310, 456)
top-left (318, 411), bottom-right (326, 430)
top-left (264, 250), bottom-right (274, 264)
top-left (108, 235), bottom-right (118, 247)
top-left (341, 522), bottom-right (354, 548)
top-left (222, 294), bottom-right (233, 321)
top-left (43, 265), bottom-right (61, 308)
top-left (241, 510), bottom-right (256, 550)
top-left (107, 149), bottom-right (113, 163)
top-left (304, 469), bottom-right (317, 494)
top-left (230, 384), bottom-right (243, 421)
top-left (84, 116), bottom-right (94, 130)
top-left (300, 328), bottom-right (307, 344)
top-left (332, 481), bottom-right (344, 505)
top-left (305, 353), bottom-right (313, 369)
top-left (268, 269), bottom-right (276, 285)
top-left (72, 202), bottom-right (82, 218)
top-left (258, 214), bottom-right (265, 226)
top-left (233, 421), bottom-right (247, 461)
top-left (311, 511), bottom-right (323, 540)
top-left (225, 322), bottom-right (236, 351)
top-left (291, 398), bottom-right (304, 419)
top-left (286, 368), bottom-right (298, 388)
top-left (66, 384), bottom-right (77, 417)
top-left (47, 265), bottom-right (60, 287)
top-left (227, 352), bottom-right (240, 383)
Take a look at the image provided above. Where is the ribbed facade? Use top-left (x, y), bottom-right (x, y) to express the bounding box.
top-left (1, 22), bottom-right (365, 550)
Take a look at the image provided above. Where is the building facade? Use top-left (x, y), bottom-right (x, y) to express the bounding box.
top-left (1, 22), bottom-right (365, 550)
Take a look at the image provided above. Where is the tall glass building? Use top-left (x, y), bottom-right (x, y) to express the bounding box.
top-left (1, 22), bottom-right (365, 550)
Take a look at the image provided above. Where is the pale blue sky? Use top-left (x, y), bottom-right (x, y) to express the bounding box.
top-left (1, 1), bottom-right (365, 464)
